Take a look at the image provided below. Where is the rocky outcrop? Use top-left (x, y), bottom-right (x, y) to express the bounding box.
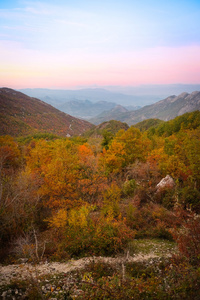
top-left (156, 175), bottom-right (175, 192)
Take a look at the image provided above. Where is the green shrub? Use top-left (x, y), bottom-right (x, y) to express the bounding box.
top-left (83, 261), bottom-right (116, 280)
top-left (122, 179), bottom-right (137, 196)
top-left (61, 215), bottom-right (135, 257)
top-left (125, 261), bottom-right (157, 279)
top-left (150, 221), bottom-right (173, 240)
top-left (179, 186), bottom-right (200, 212)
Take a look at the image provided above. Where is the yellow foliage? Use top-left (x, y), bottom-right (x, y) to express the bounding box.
top-left (68, 205), bottom-right (95, 228)
top-left (102, 184), bottom-right (121, 218)
top-left (101, 141), bottom-right (125, 173)
top-left (103, 183), bottom-right (121, 204)
top-left (48, 209), bottom-right (67, 229)
top-left (104, 206), bottom-right (114, 222)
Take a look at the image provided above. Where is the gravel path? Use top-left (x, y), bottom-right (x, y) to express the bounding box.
top-left (0, 254), bottom-right (160, 286)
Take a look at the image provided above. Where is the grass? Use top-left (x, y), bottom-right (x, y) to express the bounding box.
top-left (127, 238), bottom-right (177, 257)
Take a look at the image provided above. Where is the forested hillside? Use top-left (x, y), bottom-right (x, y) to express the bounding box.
top-left (0, 88), bottom-right (93, 137)
top-left (0, 110), bottom-right (200, 298)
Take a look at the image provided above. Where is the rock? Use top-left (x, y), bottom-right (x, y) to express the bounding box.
top-left (46, 283), bottom-right (52, 290)
top-left (156, 175), bottom-right (175, 192)
top-left (18, 258), bottom-right (28, 263)
top-left (75, 289), bottom-right (84, 295)
top-left (1, 291), bottom-right (7, 299)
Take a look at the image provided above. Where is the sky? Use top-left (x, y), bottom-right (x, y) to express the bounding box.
top-left (0, 0), bottom-right (200, 89)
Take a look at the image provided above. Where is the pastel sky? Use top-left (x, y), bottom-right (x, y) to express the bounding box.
top-left (0, 0), bottom-right (200, 88)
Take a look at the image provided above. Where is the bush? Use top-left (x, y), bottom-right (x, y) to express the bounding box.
top-left (101, 184), bottom-right (121, 218)
top-left (126, 203), bottom-right (175, 240)
top-left (92, 217), bottom-right (135, 256)
top-left (179, 186), bottom-right (200, 212)
top-left (82, 261), bottom-right (117, 280)
top-left (171, 208), bottom-right (200, 264)
top-left (125, 261), bottom-right (157, 279)
top-left (151, 221), bottom-right (173, 240)
top-left (122, 179), bottom-right (137, 196)
top-left (77, 257), bottom-right (200, 299)
top-left (60, 213), bottom-right (135, 257)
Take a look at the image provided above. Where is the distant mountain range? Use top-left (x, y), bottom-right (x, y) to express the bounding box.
top-left (1, 88), bottom-right (200, 137)
top-left (19, 88), bottom-right (140, 119)
top-left (57, 100), bottom-right (116, 119)
top-left (0, 88), bottom-right (93, 137)
top-left (56, 100), bottom-right (138, 120)
top-left (19, 88), bottom-right (143, 107)
top-left (19, 86), bottom-right (200, 122)
top-left (19, 84), bottom-right (200, 107)
top-left (104, 84), bottom-right (200, 99)
top-left (91, 91), bottom-right (200, 125)
top-left (89, 105), bottom-right (129, 124)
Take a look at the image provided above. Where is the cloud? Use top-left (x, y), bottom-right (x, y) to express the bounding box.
top-left (1, 0), bottom-right (199, 58)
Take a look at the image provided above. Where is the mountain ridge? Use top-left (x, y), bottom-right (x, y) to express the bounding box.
top-left (19, 84), bottom-right (200, 106)
top-left (0, 88), bottom-right (93, 137)
top-left (57, 99), bottom-right (120, 119)
top-left (19, 88), bottom-right (143, 106)
top-left (91, 91), bottom-right (200, 125)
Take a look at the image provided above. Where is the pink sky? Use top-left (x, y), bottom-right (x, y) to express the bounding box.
top-left (1, 44), bottom-right (199, 89)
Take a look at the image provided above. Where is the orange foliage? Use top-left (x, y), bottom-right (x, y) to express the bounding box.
top-left (100, 128), bottom-right (150, 175)
top-left (78, 143), bottom-right (108, 204)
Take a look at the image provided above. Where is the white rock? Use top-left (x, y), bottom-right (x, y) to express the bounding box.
top-left (156, 175), bottom-right (175, 191)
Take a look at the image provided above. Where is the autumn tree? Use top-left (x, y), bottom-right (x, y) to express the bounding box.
top-left (100, 127), bottom-right (150, 175)
top-left (77, 143), bottom-right (108, 204)
top-left (26, 139), bottom-right (82, 210)
top-left (0, 137), bottom-right (41, 259)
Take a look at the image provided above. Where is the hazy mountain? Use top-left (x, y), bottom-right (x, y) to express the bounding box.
top-left (19, 84), bottom-right (200, 105)
top-left (19, 85), bottom-right (200, 108)
top-left (57, 100), bottom-right (117, 119)
top-left (19, 88), bottom-right (144, 107)
top-left (91, 91), bottom-right (200, 125)
top-left (0, 88), bottom-right (93, 137)
top-left (57, 100), bottom-right (139, 120)
top-left (104, 84), bottom-right (200, 98)
top-left (89, 105), bottom-right (129, 124)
